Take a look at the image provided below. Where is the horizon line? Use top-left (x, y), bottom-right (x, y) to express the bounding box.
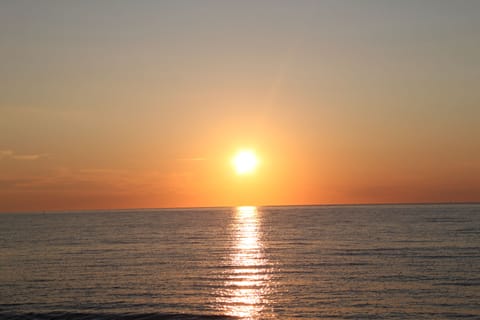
top-left (1, 201), bottom-right (479, 215)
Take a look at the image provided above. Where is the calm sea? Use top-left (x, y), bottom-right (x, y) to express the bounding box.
top-left (1, 204), bottom-right (479, 319)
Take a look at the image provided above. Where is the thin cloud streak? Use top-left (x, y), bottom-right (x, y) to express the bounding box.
top-left (177, 157), bottom-right (206, 161)
top-left (0, 149), bottom-right (47, 161)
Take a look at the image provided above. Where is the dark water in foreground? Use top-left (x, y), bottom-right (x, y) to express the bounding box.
top-left (1, 204), bottom-right (479, 319)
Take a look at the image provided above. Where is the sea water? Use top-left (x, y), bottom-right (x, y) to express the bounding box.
top-left (1, 204), bottom-right (479, 319)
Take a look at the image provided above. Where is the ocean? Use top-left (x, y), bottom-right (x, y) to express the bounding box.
top-left (1, 204), bottom-right (479, 319)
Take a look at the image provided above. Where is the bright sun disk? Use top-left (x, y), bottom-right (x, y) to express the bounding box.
top-left (232, 150), bottom-right (258, 175)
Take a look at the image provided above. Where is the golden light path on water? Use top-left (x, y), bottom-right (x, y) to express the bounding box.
top-left (216, 206), bottom-right (272, 319)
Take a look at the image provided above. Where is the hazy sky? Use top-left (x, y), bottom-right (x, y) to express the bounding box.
top-left (1, 0), bottom-right (479, 212)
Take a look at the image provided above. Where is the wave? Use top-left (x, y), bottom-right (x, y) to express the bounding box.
top-left (0, 312), bottom-right (238, 320)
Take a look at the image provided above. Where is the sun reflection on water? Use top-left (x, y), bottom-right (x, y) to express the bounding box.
top-left (216, 206), bottom-right (272, 319)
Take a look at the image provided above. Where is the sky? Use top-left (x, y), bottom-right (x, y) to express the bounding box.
top-left (1, 0), bottom-right (479, 212)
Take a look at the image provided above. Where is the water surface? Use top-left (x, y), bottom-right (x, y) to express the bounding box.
top-left (1, 204), bottom-right (479, 319)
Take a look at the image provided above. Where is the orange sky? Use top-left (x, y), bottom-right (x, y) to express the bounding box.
top-left (1, 1), bottom-right (479, 212)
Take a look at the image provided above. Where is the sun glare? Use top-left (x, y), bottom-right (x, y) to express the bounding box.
top-left (232, 150), bottom-right (259, 175)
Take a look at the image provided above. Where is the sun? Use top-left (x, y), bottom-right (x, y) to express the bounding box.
top-left (232, 150), bottom-right (259, 175)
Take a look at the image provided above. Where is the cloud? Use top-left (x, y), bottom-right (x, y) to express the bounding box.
top-left (177, 157), bottom-right (206, 161)
top-left (0, 166), bottom-right (169, 195)
top-left (12, 154), bottom-right (43, 160)
top-left (0, 149), bottom-right (47, 161)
